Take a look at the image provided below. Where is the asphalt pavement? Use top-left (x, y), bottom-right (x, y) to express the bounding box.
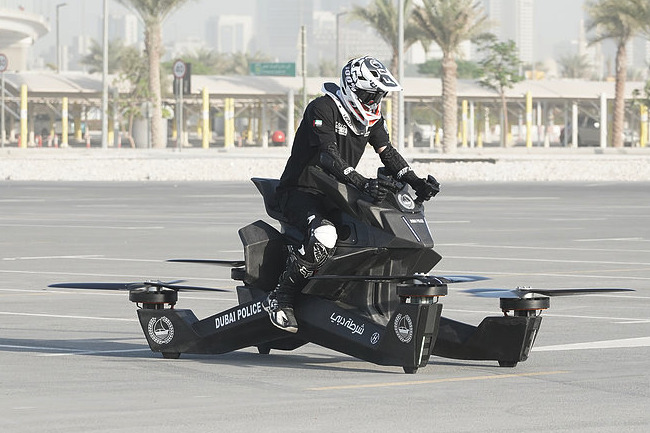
top-left (1, 181), bottom-right (648, 432)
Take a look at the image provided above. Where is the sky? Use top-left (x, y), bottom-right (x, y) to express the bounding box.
top-left (2, 0), bottom-right (590, 65)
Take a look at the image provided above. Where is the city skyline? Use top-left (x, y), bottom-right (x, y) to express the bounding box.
top-left (1, 0), bottom-right (647, 75)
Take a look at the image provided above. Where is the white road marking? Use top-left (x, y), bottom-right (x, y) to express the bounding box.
top-left (443, 309), bottom-right (650, 323)
top-left (0, 269), bottom-right (234, 284)
top-left (0, 311), bottom-right (135, 321)
top-left (438, 243), bottom-right (650, 254)
top-left (549, 218), bottom-right (607, 222)
top-left (444, 255), bottom-right (650, 266)
top-left (2, 255), bottom-right (104, 261)
top-left (0, 223), bottom-right (164, 230)
top-left (0, 344), bottom-right (150, 356)
top-left (0, 289), bottom-right (238, 303)
top-left (575, 237), bottom-right (647, 242)
top-left (39, 348), bottom-right (151, 357)
top-left (533, 337), bottom-right (650, 352)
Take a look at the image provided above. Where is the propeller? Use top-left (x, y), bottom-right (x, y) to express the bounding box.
top-left (48, 279), bottom-right (231, 293)
top-left (167, 259), bottom-right (245, 267)
top-left (310, 274), bottom-right (489, 286)
top-left (464, 287), bottom-right (635, 299)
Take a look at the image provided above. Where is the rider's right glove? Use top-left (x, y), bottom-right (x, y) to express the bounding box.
top-left (348, 171), bottom-right (392, 203)
top-left (362, 177), bottom-right (393, 202)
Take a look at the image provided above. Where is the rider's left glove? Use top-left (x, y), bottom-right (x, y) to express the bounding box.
top-left (407, 175), bottom-right (440, 203)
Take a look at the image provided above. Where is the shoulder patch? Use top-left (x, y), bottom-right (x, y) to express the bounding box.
top-left (313, 119), bottom-right (323, 127)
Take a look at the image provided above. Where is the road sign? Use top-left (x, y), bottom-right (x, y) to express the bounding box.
top-left (173, 59), bottom-right (187, 79)
top-left (0, 53), bottom-right (8, 72)
top-left (249, 62), bottom-right (296, 77)
top-left (173, 63), bottom-right (191, 96)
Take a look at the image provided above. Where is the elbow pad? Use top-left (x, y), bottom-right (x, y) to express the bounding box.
top-left (318, 143), bottom-right (368, 190)
top-left (379, 144), bottom-right (414, 180)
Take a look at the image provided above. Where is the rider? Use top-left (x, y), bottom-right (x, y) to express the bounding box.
top-left (263, 56), bottom-right (440, 333)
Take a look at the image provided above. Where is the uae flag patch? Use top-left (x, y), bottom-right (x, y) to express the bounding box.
top-left (313, 119), bottom-right (323, 127)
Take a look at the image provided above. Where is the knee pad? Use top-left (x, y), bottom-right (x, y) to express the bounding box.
top-left (297, 216), bottom-right (337, 268)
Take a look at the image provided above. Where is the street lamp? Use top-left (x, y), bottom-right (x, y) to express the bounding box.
top-left (56, 2), bottom-right (67, 73)
top-left (397, 0), bottom-right (404, 152)
top-left (335, 11), bottom-right (348, 67)
top-left (101, 0), bottom-right (109, 149)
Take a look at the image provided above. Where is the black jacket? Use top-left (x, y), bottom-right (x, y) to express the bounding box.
top-left (278, 94), bottom-right (390, 194)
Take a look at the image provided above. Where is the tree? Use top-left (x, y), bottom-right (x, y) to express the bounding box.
top-left (349, 0), bottom-right (421, 144)
top-left (413, 0), bottom-right (490, 152)
top-left (115, 46), bottom-right (150, 148)
top-left (224, 52), bottom-right (271, 75)
top-left (417, 59), bottom-right (482, 79)
top-left (161, 48), bottom-right (229, 75)
top-left (80, 39), bottom-right (137, 74)
top-left (585, 0), bottom-right (648, 148)
top-left (557, 53), bottom-right (593, 79)
top-left (477, 36), bottom-right (523, 147)
top-left (117, 0), bottom-right (194, 148)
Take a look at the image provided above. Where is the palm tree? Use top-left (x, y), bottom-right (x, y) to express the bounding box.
top-left (412, 0), bottom-right (490, 152)
top-left (172, 48), bottom-right (229, 75)
top-left (349, 0), bottom-right (421, 142)
top-left (225, 52), bottom-right (271, 75)
top-left (81, 39), bottom-right (137, 74)
top-left (585, 0), bottom-right (648, 148)
top-left (117, 0), bottom-right (194, 148)
top-left (557, 53), bottom-right (593, 79)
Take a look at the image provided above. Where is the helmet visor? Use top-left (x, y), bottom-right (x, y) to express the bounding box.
top-left (355, 89), bottom-right (388, 107)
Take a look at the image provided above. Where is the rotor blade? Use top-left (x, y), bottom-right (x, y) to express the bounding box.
top-left (168, 259), bottom-right (245, 267)
top-left (519, 288), bottom-right (635, 297)
top-left (464, 287), bottom-right (634, 299)
top-left (48, 282), bottom-right (146, 291)
top-left (463, 289), bottom-right (521, 298)
top-left (310, 274), bottom-right (489, 285)
top-left (153, 283), bottom-right (231, 293)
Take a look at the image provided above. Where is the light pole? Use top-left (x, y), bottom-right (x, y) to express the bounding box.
top-left (56, 3), bottom-right (67, 73)
top-left (335, 11), bottom-right (348, 67)
top-left (397, 0), bottom-right (404, 152)
top-left (101, 0), bottom-right (108, 149)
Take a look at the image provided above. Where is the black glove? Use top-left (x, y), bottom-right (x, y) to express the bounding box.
top-left (348, 171), bottom-right (394, 203)
top-left (409, 175), bottom-right (440, 203)
top-left (362, 177), bottom-right (393, 203)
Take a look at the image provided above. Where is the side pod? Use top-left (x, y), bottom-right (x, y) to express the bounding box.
top-left (136, 286), bottom-right (444, 373)
top-left (432, 316), bottom-right (543, 367)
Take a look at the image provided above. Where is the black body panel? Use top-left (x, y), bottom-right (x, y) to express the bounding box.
top-left (134, 169), bottom-right (544, 371)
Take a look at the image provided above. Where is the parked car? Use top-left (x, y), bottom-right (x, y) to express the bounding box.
top-left (410, 122), bottom-right (436, 143)
top-left (560, 115), bottom-right (639, 146)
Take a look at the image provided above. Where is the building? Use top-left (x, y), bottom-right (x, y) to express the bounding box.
top-left (205, 15), bottom-right (253, 54)
top-left (485, 0), bottom-right (534, 65)
top-left (0, 7), bottom-right (49, 71)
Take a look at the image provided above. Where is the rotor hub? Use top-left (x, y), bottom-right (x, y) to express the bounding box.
top-left (397, 283), bottom-right (448, 304)
top-left (500, 296), bottom-right (550, 316)
top-left (129, 288), bottom-right (178, 309)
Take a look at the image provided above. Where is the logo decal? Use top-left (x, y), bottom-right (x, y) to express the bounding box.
top-left (148, 317), bottom-right (175, 345)
top-left (330, 312), bottom-right (365, 335)
top-left (215, 301), bottom-right (263, 329)
top-left (398, 193), bottom-right (415, 210)
top-left (393, 313), bottom-right (413, 343)
top-left (335, 121), bottom-right (348, 136)
top-left (370, 332), bottom-right (380, 345)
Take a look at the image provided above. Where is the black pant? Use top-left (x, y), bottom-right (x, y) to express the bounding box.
top-left (277, 189), bottom-right (340, 241)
